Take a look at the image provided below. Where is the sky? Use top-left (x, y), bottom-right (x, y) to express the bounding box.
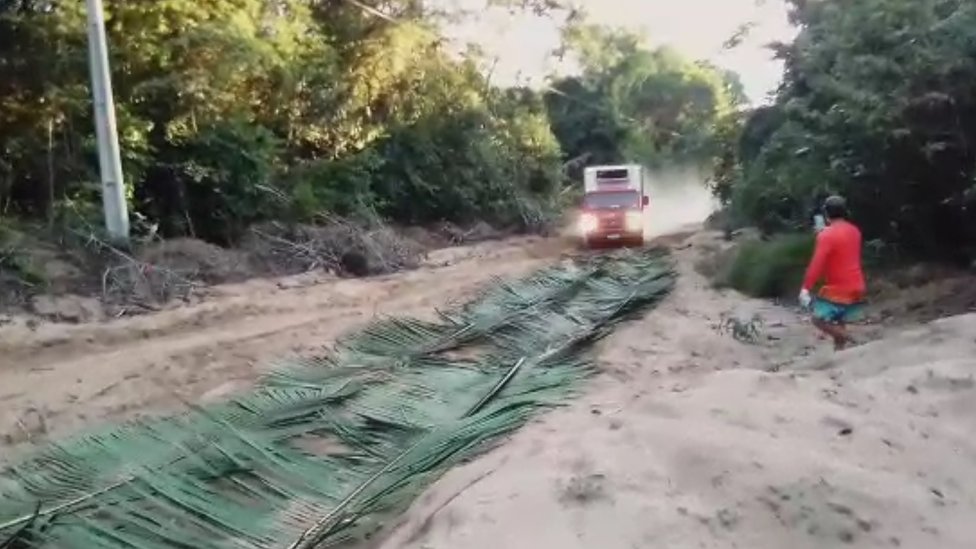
top-left (439, 0), bottom-right (798, 104)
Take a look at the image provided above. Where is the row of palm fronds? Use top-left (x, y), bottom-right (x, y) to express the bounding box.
top-left (0, 248), bottom-right (675, 549)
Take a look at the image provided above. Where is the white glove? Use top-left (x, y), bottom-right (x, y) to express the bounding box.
top-left (813, 214), bottom-right (826, 233)
top-left (798, 289), bottom-right (812, 309)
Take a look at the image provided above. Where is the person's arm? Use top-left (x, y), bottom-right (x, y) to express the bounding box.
top-left (802, 231), bottom-right (831, 291)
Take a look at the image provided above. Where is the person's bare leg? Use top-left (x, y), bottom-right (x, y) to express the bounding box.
top-left (834, 323), bottom-right (853, 350)
top-left (813, 318), bottom-right (852, 350)
top-left (838, 322), bottom-right (858, 349)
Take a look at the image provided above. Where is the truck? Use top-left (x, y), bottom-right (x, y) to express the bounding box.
top-left (577, 164), bottom-right (649, 248)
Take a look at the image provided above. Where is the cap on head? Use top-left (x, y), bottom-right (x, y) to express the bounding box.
top-left (823, 195), bottom-right (847, 219)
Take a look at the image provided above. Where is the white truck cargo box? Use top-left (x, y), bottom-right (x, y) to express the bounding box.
top-left (583, 164), bottom-right (644, 194)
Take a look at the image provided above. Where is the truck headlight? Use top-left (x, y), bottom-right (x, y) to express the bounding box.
top-left (578, 213), bottom-right (598, 234)
top-left (625, 211), bottom-right (643, 232)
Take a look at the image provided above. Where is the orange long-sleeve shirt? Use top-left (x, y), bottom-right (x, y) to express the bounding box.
top-left (802, 219), bottom-right (866, 304)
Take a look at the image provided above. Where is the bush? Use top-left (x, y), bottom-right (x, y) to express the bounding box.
top-left (720, 233), bottom-right (814, 299)
top-left (0, 224), bottom-right (47, 288)
top-left (369, 106), bottom-right (563, 229)
top-left (139, 119), bottom-right (284, 244)
top-left (722, 1), bottom-right (976, 263)
top-left (284, 152), bottom-right (382, 222)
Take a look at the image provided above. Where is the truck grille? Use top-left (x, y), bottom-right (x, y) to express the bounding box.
top-left (600, 213), bottom-right (624, 229)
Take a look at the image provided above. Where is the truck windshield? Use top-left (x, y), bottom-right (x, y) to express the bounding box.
top-left (584, 191), bottom-right (639, 209)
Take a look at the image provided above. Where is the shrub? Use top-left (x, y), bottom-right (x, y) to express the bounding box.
top-left (369, 106), bottom-right (563, 229)
top-left (139, 119), bottom-right (284, 244)
top-left (722, 1), bottom-right (976, 263)
top-left (284, 152), bottom-right (382, 222)
top-left (720, 233), bottom-right (814, 299)
top-left (0, 224), bottom-right (46, 288)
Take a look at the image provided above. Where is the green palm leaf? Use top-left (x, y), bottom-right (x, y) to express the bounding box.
top-left (0, 248), bottom-right (675, 549)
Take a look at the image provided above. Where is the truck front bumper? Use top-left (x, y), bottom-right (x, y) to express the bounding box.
top-left (582, 231), bottom-right (644, 248)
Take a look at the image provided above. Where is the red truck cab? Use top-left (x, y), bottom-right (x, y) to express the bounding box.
top-left (578, 165), bottom-right (648, 248)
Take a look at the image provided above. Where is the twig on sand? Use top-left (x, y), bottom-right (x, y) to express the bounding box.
top-left (403, 467), bottom-right (499, 545)
top-left (251, 228), bottom-right (330, 273)
top-left (250, 217), bottom-right (421, 277)
top-left (72, 230), bottom-right (196, 307)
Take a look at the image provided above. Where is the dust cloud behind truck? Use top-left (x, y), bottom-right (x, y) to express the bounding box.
top-left (577, 164), bottom-right (649, 248)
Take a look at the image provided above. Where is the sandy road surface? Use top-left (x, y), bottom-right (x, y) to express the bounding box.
top-left (0, 236), bottom-right (565, 454)
top-left (375, 233), bottom-right (976, 549)
top-left (2, 228), bottom-right (975, 549)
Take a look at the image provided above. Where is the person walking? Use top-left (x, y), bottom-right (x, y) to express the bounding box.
top-left (798, 195), bottom-right (866, 350)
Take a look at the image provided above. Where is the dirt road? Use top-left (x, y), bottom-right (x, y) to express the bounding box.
top-left (2, 230), bottom-right (975, 548)
top-left (0, 236), bottom-right (563, 454)
top-left (374, 232), bottom-right (976, 549)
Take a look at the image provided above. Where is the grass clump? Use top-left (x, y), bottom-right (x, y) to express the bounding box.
top-left (0, 224), bottom-right (46, 288)
top-left (720, 233), bottom-right (814, 299)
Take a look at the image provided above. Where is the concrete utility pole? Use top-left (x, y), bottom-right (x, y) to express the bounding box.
top-left (85, 0), bottom-right (130, 243)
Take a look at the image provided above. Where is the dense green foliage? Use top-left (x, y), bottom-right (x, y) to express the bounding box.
top-left (0, 2), bottom-right (737, 244)
top-left (721, 0), bottom-right (976, 262)
top-left (546, 24), bottom-right (745, 177)
top-left (0, 1), bottom-right (561, 242)
top-left (720, 233), bottom-right (814, 298)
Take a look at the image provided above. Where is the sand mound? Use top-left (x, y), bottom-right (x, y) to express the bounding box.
top-left (139, 238), bottom-right (252, 284)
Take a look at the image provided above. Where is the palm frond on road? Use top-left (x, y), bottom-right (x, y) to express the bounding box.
top-left (0, 248), bottom-right (674, 549)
